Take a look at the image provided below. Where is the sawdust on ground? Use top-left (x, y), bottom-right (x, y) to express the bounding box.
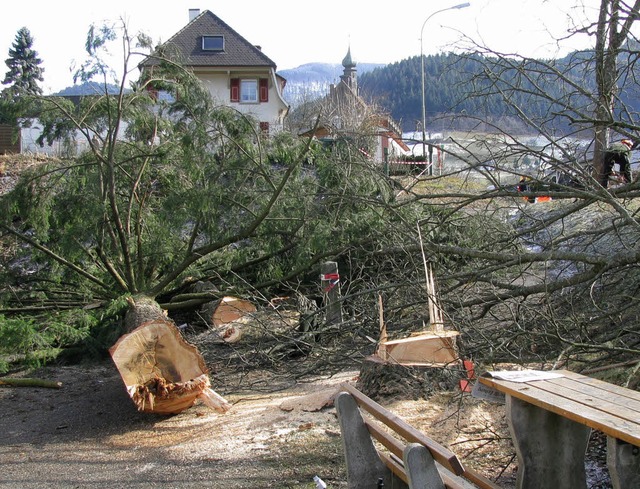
top-left (0, 358), bottom-right (520, 489)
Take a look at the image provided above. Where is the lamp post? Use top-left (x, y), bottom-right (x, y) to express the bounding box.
top-left (420, 2), bottom-right (470, 175)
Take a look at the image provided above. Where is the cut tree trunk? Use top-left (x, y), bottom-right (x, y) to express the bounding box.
top-left (110, 295), bottom-right (231, 415)
top-left (110, 318), bottom-right (231, 415)
top-left (200, 296), bottom-right (257, 343)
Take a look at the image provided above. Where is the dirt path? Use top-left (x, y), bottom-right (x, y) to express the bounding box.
top-left (0, 353), bottom-right (616, 488)
top-left (0, 357), bottom-right (521, 489)
top-left (0, 361), bottom-right (354, 489)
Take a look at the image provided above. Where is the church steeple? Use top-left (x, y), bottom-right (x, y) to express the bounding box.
top-left (342, 46), bottom-right (356, 69)
top-left (340, 46), bottom-right (357, 93)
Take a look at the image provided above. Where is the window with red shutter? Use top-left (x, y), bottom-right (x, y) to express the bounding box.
top-left (230, 78), bottom-right (240, 102)
top-left (259, 78), bottom-right (269, 103)
top-left (146, 84), bottom-right (159, 101)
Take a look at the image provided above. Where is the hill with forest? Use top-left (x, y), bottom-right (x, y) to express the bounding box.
top-left (53, 81), bottom-right (122, 96)
top-left (356, 53), bottom-right (577, 133)
top-left (282, 49), bottom-right (640, 135)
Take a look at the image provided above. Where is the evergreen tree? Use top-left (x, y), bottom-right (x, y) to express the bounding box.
top-left (2, 27), bottom-right (44, 98)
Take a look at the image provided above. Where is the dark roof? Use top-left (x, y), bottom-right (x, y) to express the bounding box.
top-left (143, 10), bottom-right (276, 69)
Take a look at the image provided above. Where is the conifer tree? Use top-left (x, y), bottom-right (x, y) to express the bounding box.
top-left (2, 27), bottom-right (44, 97)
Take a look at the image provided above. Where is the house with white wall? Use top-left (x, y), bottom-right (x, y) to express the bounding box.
top-left (1, 8), bottom-right (291, 156)
top-left (140, 9), bottom-right (289, 134)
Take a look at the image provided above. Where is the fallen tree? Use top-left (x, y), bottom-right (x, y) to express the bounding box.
top-left (111, 295), bottom-right (231, 415)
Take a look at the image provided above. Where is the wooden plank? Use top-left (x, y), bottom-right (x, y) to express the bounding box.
top-left (342, 383), bottom-right (465, 475)
top-left (481, 371), bottom-right (640, 419)
top-left (560, 370), bottom-right (640, 404)
top-left (440, 468), bottom-right (481, 489)
top-left (478, 376), bottom-right (640, 446)
top-left (532, 378), bottom-right (640, 427)
top-left (365, 419), bottom-right (405, 459)
top-left (543, 376), bottom-right (640, 418)
top-left (441, 471), bottom-right (467, 489)
top-left (461, 467), bottom-right (503, 489)
top-left (368, 417), bottom-right (501, 489)
top-left (379, 451), bottom-right (409, 483)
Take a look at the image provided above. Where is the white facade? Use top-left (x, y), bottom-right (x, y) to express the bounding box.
top-left (19, 123), bottom-right (90, 157)
top-left (141, 9), bottom-right (290, 135)
top-left (196, 70), bottom-right (288, 130)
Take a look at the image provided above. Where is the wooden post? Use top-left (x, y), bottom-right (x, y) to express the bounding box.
top-left (417, 223), bottom-right (444, 332)
top-left (377, 294), bottom-right (388, 360)
top-left (321, 261), bottom-right (343, 325)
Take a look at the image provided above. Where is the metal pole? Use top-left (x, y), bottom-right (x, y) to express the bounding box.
top-left (420, 2), bottom-right (471, 176)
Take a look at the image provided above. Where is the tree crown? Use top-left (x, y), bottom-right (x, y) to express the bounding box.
top-left (2, 26), bottom-right (44, 98)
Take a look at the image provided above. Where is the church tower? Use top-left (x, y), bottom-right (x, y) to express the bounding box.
top-left (340, 46), bottom-right (357, 94)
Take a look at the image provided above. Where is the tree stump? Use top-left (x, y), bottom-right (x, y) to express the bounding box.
top-left (357, 355), bottom-right (462, 402)
top-left (200, 296), bottom-right (257, 343)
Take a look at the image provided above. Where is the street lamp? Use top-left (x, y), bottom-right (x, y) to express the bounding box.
top-left (420, 2), bottom-right (470, 175)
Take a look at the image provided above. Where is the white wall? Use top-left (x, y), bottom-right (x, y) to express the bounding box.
top-left (197, 72), bottom-right (288, 129)
top-left (20, 124), bottom-right (91, 156)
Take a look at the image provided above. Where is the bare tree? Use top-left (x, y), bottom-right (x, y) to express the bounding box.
top-left (591, 0), bottom-right (640, 183)
top-left (384, 0), bottom-right (640, 375)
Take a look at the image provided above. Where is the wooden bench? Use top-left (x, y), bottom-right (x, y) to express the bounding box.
top-left (477, 369), bottom-right (640, 489)
top-left (335, 383), bottom-right (501, 489)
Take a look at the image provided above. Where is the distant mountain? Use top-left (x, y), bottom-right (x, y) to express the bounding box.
top-left (53, 81), bottom-right (122, 97)
top-left (51, 65), bottom-right (385, 107)
top-left (278, 62), bottom-right (385, 107)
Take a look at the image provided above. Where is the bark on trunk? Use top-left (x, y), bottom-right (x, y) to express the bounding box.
top-left (357, 355), bottom-right (462, 402)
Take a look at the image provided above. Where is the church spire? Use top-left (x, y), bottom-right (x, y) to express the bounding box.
top-left (342, 46), bottom-right (356, 69)
top-left (340, 46), bottom-right (357, 93)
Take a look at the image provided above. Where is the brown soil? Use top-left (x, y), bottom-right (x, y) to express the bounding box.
top-left (0, 351), bottom-right (525, 489)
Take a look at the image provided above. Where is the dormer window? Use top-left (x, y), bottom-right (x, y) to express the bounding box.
top-left (202, 35), bottom-right (224, 51)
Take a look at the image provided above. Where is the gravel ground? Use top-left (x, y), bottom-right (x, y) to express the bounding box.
top-left (0, 361), bottom-right (351, 489)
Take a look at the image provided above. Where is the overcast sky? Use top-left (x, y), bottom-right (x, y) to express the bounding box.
top-left (1, 0), bottom-right (602, 94)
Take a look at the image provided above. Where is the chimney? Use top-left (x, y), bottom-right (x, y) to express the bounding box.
top-left (189, 9), bottom-right (200, 21)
